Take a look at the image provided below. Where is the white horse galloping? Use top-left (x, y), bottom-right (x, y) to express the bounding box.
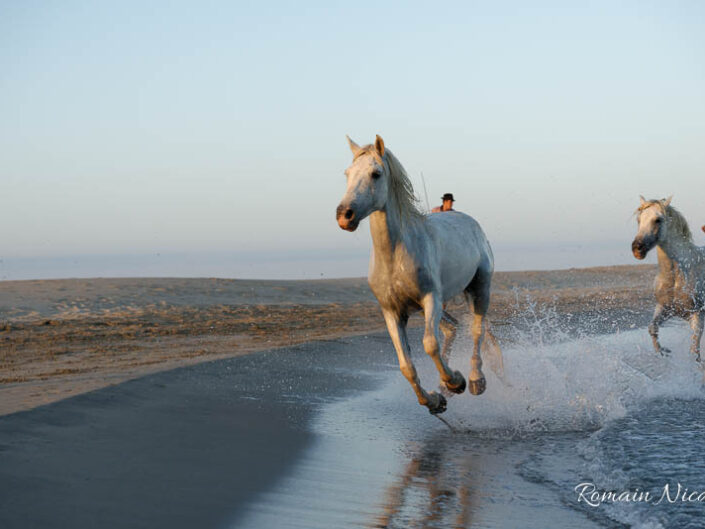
top-left (336, 135), bottom-right (498, 414)
top-left (632, 196), bottom-right (705, 362)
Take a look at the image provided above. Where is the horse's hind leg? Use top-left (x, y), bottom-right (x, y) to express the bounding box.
top-left (649, 304), bottom-right (671, 355)
top-left (382, 309), bottom-right (447, 414)
top-left (465, 270), bottom-right (491, 396)
top-left (439, 310), bottom-right (459, 366)
top-left (421, 294), bottom-right (466, 395)
top-left (438, 311), bottom-right (465, 397)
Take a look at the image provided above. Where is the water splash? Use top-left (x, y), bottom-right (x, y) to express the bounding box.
top-left (443, 322), bottom-right (704, 434)
top-left (247, 310), bottom-right (705, 529)
top-left (321, 296), bottom-right (704, 440)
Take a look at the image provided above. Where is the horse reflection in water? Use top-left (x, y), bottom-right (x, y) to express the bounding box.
top-left (336, 135), bottom-right (503, 415)
top-left (371, 442), bottom-right (476, 529)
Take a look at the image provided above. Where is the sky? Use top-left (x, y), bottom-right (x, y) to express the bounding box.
top-left (2, 1), bottom-right (705, 279)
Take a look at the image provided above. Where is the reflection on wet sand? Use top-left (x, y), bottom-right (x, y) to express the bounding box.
top-left (371, 439), bottom-right (477, 529)
top-left (367, 427), bottom-right (604, 529)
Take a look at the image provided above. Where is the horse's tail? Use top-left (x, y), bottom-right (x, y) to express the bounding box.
top-left (483, 320), bottom-right (506, 382)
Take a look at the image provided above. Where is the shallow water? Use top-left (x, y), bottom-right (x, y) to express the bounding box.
top-left (233, 325), bottom-right (705, 528)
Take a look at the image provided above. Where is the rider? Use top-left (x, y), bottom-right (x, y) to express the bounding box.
top-left (431, 193), bottom-right (455, 213)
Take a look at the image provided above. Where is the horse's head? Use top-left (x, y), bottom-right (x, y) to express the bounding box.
top-left (632, 195), bottom-right (672, 259)
top-left (336, 135), bottom-right (389, 232)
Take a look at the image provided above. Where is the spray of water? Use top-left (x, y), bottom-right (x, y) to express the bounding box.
top-left (442, 296), bottom-right (704, 435)
top-left (326, 294), bottom-right (703, 440)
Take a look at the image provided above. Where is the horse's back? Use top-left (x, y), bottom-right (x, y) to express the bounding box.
top-left (427, 211), bottom-right (492, 262)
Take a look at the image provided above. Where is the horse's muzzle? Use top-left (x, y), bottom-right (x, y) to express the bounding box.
top-left (631, 239), bottom-right (647, 260)
top-left (336, 204), bottom-right (359, 232)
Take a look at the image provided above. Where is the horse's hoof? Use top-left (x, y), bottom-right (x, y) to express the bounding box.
top-left (468, 374), bottom-right (486, 396)
top-left (658, 347), bottom-right (671, 357)
top-left (427, 392), bottom-right (447, 415)
top-left (445, 371), bottom-right (466, 395)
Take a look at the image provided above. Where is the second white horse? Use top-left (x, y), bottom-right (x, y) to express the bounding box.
top-left (632, 196), bottom-right (705, 362)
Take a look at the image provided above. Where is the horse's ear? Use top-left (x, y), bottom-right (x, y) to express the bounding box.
top-left (346, 135), bottom-right (361, 157)
top-left (639, 195), bottom-right (647, 206)
top-left (662, 195), bottom-right (673, 207)
top-left (374, 134), bottom-right (385, 156)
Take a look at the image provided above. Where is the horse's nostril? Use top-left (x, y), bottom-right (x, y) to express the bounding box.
top-left (344, 209), bottom-right (354, 220)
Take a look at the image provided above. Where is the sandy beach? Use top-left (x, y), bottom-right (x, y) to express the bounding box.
top-left (0, 265), bottom-right (655, 416)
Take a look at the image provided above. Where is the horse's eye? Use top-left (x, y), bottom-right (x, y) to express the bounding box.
top-left (655, 218), bottom-right (662, 224)
top-left (371, 170), bottom-right (381, 180)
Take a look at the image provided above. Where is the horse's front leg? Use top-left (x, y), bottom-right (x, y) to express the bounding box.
top-left (649, 304), bottom-right (671, 355)
top-left (382, 310), bottom-right (447, 414)
top-left (420, 294), bottom-right (466, 395)
top-left (690, 311), bottom-right (704, 363)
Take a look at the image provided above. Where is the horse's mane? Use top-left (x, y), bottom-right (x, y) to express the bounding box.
top-left (638, 200), bottom-right (692, 241)
top-left (356, 145), bottom-right (424, 223)
top-left (667, 205), bottom-right (693, 241)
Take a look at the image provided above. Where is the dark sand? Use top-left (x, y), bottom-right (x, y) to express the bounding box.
top-left (0, 265), bottom-right (660, 528)
top-left (0, 335), bottom-right (388, 528)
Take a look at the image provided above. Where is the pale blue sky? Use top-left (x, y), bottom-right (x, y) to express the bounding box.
top-left (2, 1), bottom-right (704, 278)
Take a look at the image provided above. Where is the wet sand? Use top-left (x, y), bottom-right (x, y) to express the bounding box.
top-left (0, 265), bottom-right (661, 528)
top-left (0, 336), bottom-right (376, 528)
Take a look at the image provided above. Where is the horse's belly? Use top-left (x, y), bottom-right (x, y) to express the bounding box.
top-left (659, 281), bottom-right (702, 317)
top-left (673, 290), bottom-right (700, 314)
top-left (430, 213), bottom-right (491, 298)
top-left (440, 259), bottom-right (477, 299)
top-left (438, 240), bottom-right (485, 297)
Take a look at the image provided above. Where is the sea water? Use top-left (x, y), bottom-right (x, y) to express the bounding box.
top-left (234, 322), bottom-right (705, 529)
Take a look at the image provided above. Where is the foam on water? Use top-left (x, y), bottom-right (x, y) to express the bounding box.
top-left (525, 391), bottom-right (705, 529)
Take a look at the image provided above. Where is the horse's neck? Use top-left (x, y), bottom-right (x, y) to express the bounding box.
top-left (657, 229), bottom-right (700, 274)
top-left (368, 201), bottom-right (418, 273)
top-left (369, 209), bottom-right (400, 271)
top-left (656, 247), bottom-right (676, 280)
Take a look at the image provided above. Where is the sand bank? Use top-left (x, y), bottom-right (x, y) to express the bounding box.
top-left (0, 265), bottom-right (656, 415)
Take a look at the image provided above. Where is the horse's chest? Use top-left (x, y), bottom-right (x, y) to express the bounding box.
top-left (369, 270), bottom-right (425, 313)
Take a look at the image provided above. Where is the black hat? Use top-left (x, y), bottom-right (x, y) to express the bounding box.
top-left (441, 193), bottom-right (455, 202)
